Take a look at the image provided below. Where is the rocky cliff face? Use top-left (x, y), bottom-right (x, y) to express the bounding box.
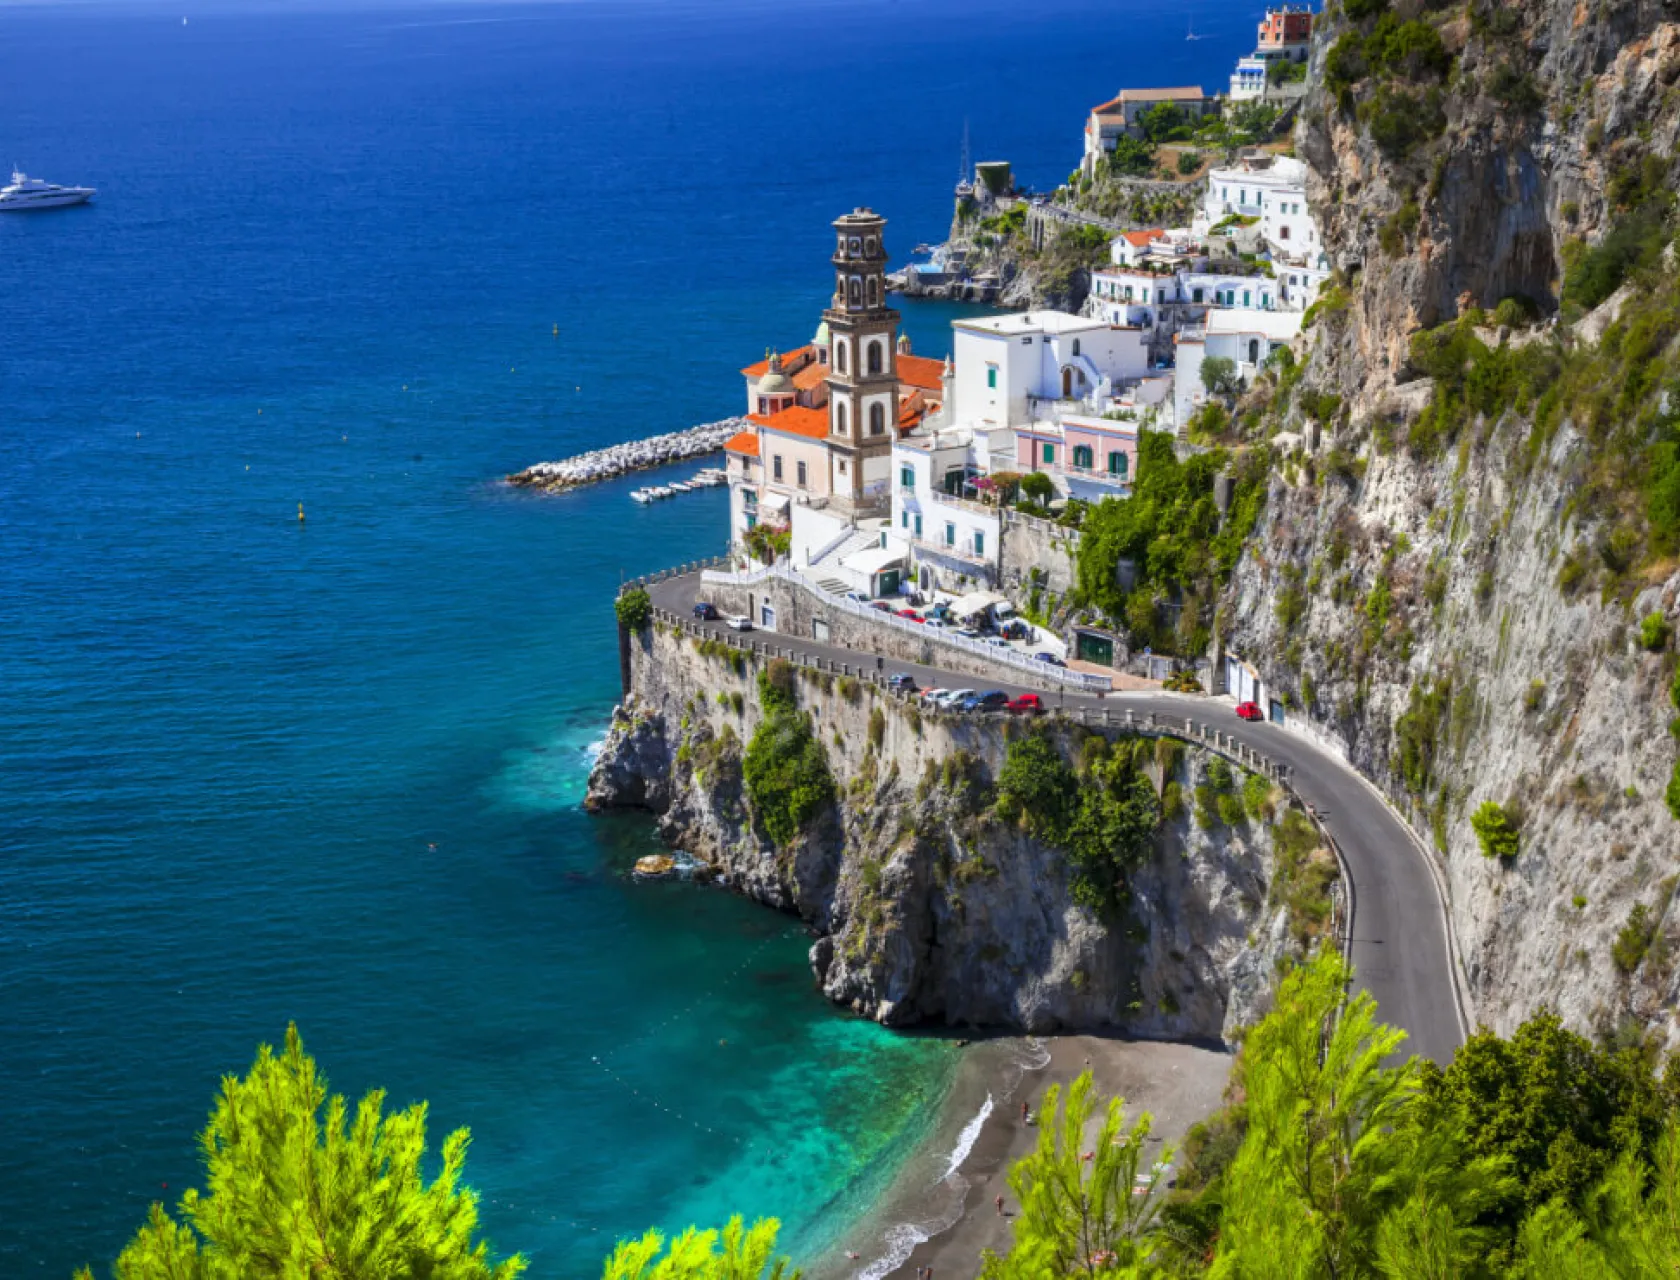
top-left (588, 628), bottom-right (1331, 1043)
top-left (1222, 0), bottom-right (1680, 1041)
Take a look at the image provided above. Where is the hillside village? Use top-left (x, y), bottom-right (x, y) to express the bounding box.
top-left (715, 6), bottom-right (1329, 710)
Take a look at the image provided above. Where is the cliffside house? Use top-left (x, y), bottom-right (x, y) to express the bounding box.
top-left (1080, 87), bottom-right (1218, 179)
top-left (1173, 307), bottom-right (1303, 425)
top-left (1230, 5), bottom-right (1315, 100)
top-left (1194, 154), bottom-right (1331, 310)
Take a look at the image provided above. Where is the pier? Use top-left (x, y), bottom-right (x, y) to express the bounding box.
top-left (508, 417), bottom-right (747, 493)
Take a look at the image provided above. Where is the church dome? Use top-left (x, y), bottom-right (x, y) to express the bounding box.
top-left (812, 320), bottom-right (831, 349)
top-left (757, 351), bottom-right (794, 397)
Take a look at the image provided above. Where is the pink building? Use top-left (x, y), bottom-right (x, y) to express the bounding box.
top-left (1016, 413), bottom-right (1139, 501)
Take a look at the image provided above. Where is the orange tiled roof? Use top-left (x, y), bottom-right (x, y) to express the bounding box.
top-left (740, 344), bottom-right (816, 379)
top-left (1120, 229), bottom-right (1166, 247)
top-left (898, 390), bottom-right (926, 431)
top-left (792, 361), bottom-right (830, 392)
top-left (749, 406), bottom-right (831, 441)
top-left (724, 430), bottom-right (759, 457)
top-left (896, 354), bottom-right (945, 393)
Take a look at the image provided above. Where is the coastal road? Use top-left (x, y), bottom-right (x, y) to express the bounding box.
top-left (646, 573), bottom-right (1468, 1065)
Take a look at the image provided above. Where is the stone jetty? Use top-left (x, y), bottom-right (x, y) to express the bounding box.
top-left (508, 417), bottom-right (747, 493)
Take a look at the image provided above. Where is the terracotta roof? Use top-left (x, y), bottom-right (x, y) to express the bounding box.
top-left (741, 344), bottom-right (815, 379)
top-left (898, 390), bottom-right (926, 431)
top-left (749, 406), bottom-right (831, 441)
top-left (1119, 229), bottom-right (1167, 247)
top-left (896, 354), bottom-right (946, 393)
top-left (792, 361), bottom-right (830, 392)
top-left (724, 430), bottom-right (759, 457)
top-left (1093, 86), bottom-right (1205, 113)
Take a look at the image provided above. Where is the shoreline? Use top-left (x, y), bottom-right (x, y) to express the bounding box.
top-left (809, 1035), bottom-right (1233, 1280)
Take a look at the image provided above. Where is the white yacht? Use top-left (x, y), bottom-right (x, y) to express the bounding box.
top-left (0, 170), bottom-right (96, 211)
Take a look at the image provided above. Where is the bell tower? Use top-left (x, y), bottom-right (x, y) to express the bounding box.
top-left (824, 207), bottom-right (900, 516)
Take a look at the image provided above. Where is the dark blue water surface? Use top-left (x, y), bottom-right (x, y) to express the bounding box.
top-left (0, 2), bottom-right (1255, 1273)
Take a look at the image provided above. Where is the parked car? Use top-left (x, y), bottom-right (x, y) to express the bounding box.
top-left (984, 636), bottom-right (1011, 649)
top-left (934, 688), bottom-right (975, 708)
top-left (1235, 701), bottom-right (1264, 722)
top-left (888, 673), bottom-right (919, 692)
top-left (869, 600), bottom-right (894, 613)
top-left (1033, 652), bottom-right (1067, 667)
top-left (725, 614), bottom-right (754, 632)
top-left (1007, 694), bottom-right (1044, 714)
top-left (896, 608), bottom-right (924, 624)
top-left (960, 690), bottom-right (1010, 712)
top-left (845, 592), bottom-right (868, 603)
top-left (692, 602), bottom-right (720, 621)
top-left (1000, 619), bottom-right (1033, 641)
top-left (924, 618), bottom-right (950, 629)
top-left (954, 627), bottom-right (983, 640)
top-left (918, 686), bottom-right (944, 704)
top-left (923, 603), bottom-right (953, 623)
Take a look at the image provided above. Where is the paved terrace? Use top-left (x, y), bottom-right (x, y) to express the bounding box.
top-left (642, 568), bottom-right (1471, 1066)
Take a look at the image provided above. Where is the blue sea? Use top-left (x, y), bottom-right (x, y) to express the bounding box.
top-left (0, 2), bottom-right (1257, 1274)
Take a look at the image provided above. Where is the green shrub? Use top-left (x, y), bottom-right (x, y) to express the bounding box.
top-left (758, 658), bottom-right (797, 711)
top-left (1524, 680), bottom-right (1546, 713)
top-left (1242, 773), bottom-right (1276, 822)
top-left (1637, 611), bottom-right (1672, 652)
top-left (615, 586), bottom-right (652, 631)
top-left (1668, 758), bottom-right (1680, 820)
top-left (867, 706), bottom-right (886, 751)
top-left (1563, 200), bottom-right (1672, 311)
top-left (1019, 471), bottom-right (1055, 503)
top-left (1378, 201), bottom-right (1420, 256)
top-left (742, 705), bottom-right (835, 847)
top-left (1612, 902), bottom-right (1657, 973)
top-left (1470, 800), bottom-right (1520, 859)
top-left (1176, 149), bottom-right (1202, 176)
top-left (1488, 63), bottom-right (1543, 111)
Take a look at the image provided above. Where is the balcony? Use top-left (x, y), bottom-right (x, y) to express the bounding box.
top-left (912, 535), bottom-right (992, 569)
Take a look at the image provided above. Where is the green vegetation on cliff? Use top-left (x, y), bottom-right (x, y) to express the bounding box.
top-left (995, 732), bottom-right (1160, 912)
top-left (742, 660), bottom-right (836, 847)
top-left (1073, 433), bottom-right (1270, 654)
top-left (616, 586), bottom-right (652, 631)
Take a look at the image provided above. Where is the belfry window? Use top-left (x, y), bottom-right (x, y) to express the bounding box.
top-left (836, 342), bottom-right (848, 374)
top-left (836, 402), bottom-right (848, 432)
top-left (869, 403), bottom-right (885, 435)
top-left (849, 277), bottom-right (862, 305)
top-left (867, 342), bottom-right (882, 374)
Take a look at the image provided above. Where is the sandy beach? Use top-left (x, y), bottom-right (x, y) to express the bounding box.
top-left (811, 1035), bottom-right (1233, 1280)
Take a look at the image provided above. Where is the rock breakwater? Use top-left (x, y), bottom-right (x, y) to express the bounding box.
top-left (508, 417), bottom-right (747, 493)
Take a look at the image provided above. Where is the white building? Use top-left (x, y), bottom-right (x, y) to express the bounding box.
top-left (1174, 307), bottom-right (1304, 425)
top-left (1193, 154), bottom-right (1329, 312)
top-left (947, 311), bottom-right (1151, 427)
top-left (890, 423), bottom-right (1009, 592)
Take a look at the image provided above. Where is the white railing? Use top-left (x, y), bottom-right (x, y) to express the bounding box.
top-left (698, 560), bottom-right (1112, 691)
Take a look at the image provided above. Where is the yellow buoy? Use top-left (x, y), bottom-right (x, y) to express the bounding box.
top-left (297, 503), bottom-right (305, 523)
top-left (552, 324), bottom-right (558, 337)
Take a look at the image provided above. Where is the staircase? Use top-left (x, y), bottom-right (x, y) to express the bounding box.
top-left (806, 527), bottom-right (885, 596)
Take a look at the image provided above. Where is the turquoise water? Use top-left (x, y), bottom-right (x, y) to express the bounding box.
top-left (0, 1), bottom-right (1257, 1274)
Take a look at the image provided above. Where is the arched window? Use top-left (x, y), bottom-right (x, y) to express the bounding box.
top-left (867, 341), bottom-right (882, 374)
top-left (866, 236), bottom-right (877, 255)
top-left (849, 277), bottom-right (862, 305)
top-left (836, 341), bottom-right (848, 374)
top-left (849, 237), bottom-right (861, 255)
top-left (835, 401), bottom-right (848, 433)
top-left (837, 234), bottom-right (847, 255)
top-left (1071, 338), bottom-right (1081, 357)
top-left (1248, 339), bottom-right (1260, 364)
top-left (867, 276), bottom-right (879, 306)
top-left (1072, 444), bottom-right (1094, 470)
top-left (869, 403), bottom-right (885, 435)
top-left (1108, 450), bottom-right (1128, 477)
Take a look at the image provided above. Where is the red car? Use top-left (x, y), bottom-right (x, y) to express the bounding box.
top-left (869, 601), bottom-right (895, 612)
top-left (1006, 694), bottom-right (1043, 714)
top-left (1235, 701), bottom-right (1264, 722)
top-left (896, 608), bottom-right (925, 624)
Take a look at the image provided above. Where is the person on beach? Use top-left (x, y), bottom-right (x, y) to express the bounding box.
top-left (995, 1194), bottom-right (1005, 1217)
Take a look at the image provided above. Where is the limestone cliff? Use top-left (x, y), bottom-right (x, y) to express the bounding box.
top-left (1217, 0), bottom-right (1680, 1040)
top-left (588, 627), bottom-right (1337, 1043)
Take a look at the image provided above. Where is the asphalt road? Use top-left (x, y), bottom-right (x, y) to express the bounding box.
top-left (648, 573), bottom-right (1467, 1065)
